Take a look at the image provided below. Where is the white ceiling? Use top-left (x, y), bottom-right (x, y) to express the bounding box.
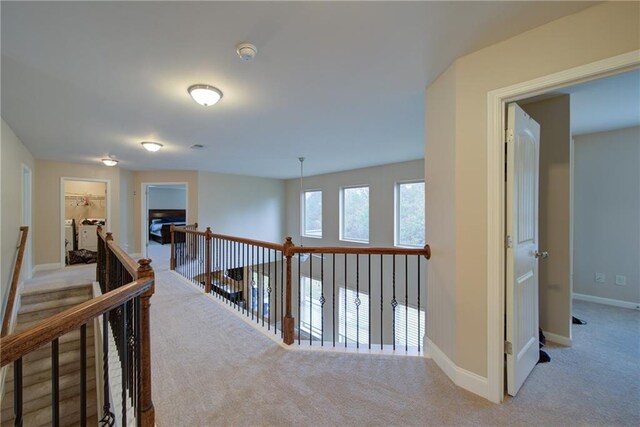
top-left (563, 70), bottom-right (640, 136)
top-left (1, 1), bottom-right (596, 178)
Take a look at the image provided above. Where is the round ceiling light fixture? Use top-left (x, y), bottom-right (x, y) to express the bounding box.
top-left (102, 158), bottom-right (119, 167)
top-left (141, 141), bottom-right (163, 152)
top-left (188, 84), bottom-right (223, 106)
top-left (236, 42), bottom-right (257, 61)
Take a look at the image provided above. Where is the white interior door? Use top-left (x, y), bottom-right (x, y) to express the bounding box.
top-left (506, 103), bottom-right (541, 396)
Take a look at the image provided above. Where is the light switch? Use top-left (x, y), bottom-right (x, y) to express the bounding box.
top-left (595, 272), bottom-right (605, 284)
top-left (615, 275), bottom-right (626, 286)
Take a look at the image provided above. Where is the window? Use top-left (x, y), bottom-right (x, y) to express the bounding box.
top-left (303, 190), bottom-right (322, 238)
top-left (395, 181), bottom-right (425, 247)
top-left (338, 288), bottom-right (370, 345)
top-left (341, 186), bottom-right (369, 243)
top-left (300, 276), bottom-right (323, 339)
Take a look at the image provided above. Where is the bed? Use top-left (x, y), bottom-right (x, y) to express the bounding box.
top-left (148, 209), bottom-right (186, 245)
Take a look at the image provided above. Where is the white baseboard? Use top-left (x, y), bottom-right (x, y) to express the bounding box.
top-left (543, 331), bottom-right (572, 347)
top-left (33, 263), bottom-right (61, 273)
top-left (425, 338), bottom-right (489, 399)
top-left (573, 293), bottom-right (640, 310)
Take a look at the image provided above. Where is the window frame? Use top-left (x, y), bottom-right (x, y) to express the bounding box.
top-left (339, 184), bottom-right (370, 244)
top-left (394, 180), bottom-right (426, 248)
top-left (301, 189), bottom-right (323, 239)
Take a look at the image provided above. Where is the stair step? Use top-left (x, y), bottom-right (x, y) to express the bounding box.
top-left (20, 285), bottom-right (93, 306)
top-left (4, 340), bottom-right (96, 387)
top-left (1, 387), bottom-right (97, 427)
top-left (2, 363), bottom-right (96, 411)
top-left (16, 301), bottom-right (94, 327)
top-left (19, 295), bottom-right (93, 315)
top-left (1, 379), bottom-right (96, 421)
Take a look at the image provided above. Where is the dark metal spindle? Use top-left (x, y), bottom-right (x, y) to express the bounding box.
top-left (368, 254), bottom-right (371, 350)
top-left (309, 252), bottom-right (313, 345)
top-left (380, 254), bottom-right (384, 350)
top-left (261, 246), bottom-right (265, 326)
top-left (392, 254), bottom-right (396, 351)
top-left (297, 251), bottom-right (301, 345)
top-left (332, 253), bottom-right (336, 347)
top-left (80, 324), bottom-right (87, 426)
top-left (418, 256), bottom-right (421, 353)
top-left (13, 358), bottom-right (23, 427)
top-left (321, 254), bottom-right (324, 346)
top-left (406, 255), bottom-right (409, 352)
top-left (121, 302), bottom-right (128, 427)
top-left (52, 338), bottom-right (60, 426)
top-left (267, 248), bottom-right (271, 330)
top-left (344, 254), bottom-right (347, 348)
top-left (356, 254), bottom-right (359, 349)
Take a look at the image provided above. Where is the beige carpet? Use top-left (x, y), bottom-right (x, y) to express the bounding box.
top-left (150, 266), bottom-right (640, 426)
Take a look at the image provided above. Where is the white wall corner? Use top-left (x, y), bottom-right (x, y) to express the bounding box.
top-left (543, 331), bottom-right (572, 347)
top-left (425, 337), bottom-right (489, 400)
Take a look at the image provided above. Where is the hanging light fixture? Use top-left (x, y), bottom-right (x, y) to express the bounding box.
top-left (188, 84), bottom-right (223, 106)
top-left (101, 158), bottom-right (118, 167)
top-left (141, 141), bottom-right (163, 152)
top-left (298, 157), bottom-right (310, 262)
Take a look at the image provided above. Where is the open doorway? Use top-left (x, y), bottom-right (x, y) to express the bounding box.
top-left (61, 178), bottom-right (109, 267)
top-left (502, 69), bottom-right (640, 399)
top-left (141, 183), bottom-right (188, 265)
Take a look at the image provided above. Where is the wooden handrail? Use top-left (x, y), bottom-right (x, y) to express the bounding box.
top-left (173, 227), bottom-right (207, 237)
top-left (0, 278), bottom-right (153, 367)
top-left (1, 226), bottom-right (29, 338)
top-left (289, 244), bottom-right (431, 259)
top-left (98, 227), bottom-right (139, 278)
top-left (210, 232), bottom-right (285, 252)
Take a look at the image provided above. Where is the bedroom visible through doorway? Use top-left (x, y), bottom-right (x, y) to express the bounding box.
top-left (142, 183), bottom-right (188, 264)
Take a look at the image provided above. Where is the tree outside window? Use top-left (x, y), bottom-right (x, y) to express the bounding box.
top-left (396, 181), bottom-right (425, 247)
top-left (341, 186), bottom-right (369, 243)
top-left (303, 190), bottom-right (322, 237)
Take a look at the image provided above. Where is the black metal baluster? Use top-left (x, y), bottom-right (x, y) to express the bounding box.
top-left (368, 254), bottom-right (371, 350)
top-left (238, 242), bottom-right (242, 311)
top-left (332, 253), bottom-right (336, 347)
top-left (261, 246), bottom-right (265, 326)
top-left (344, 254), bottom-right (347, 348)
top-left (136, 297), bottom-right (142, 422)
top-left (392, 254), bottom-right (396, 351)
top-left (321, 254), bottom-right (324, 346)
top-left (297, 250), bottom-right (301, 345)
top-left (121, 302), bottom-right (128, 427)
top-left (250, 245), bottom-right (254, 320)
top-left (80, 324), bottom-right (87, 426)
top-left (13, 358), bottom-right (23, 427)
top-left (356, 254), bottom-right (360, 349)
top-left (52, 338), bottom-right (60, 426)
top-left (381, 254), bottom-right (384, 350)
top-left (309, 252), bottom-right (313, 345)
top-left (406, 255), bottom-right (409, 352)
top-left (417, 256), bottom-right (421, 353)
top-left (280, 251), bottom-right (284, 336)
top-left (100, 311), bottom-right (114, 426)
top-left (267, 248), bottom-right (271, 330)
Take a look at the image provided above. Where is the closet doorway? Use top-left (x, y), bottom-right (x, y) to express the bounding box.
top-left (60, 178), bottom-right (111, 267)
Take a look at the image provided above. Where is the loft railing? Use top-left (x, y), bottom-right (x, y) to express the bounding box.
top-left (170, 225), bottom-right (430, 352)
top-left (1, 226), bottom-right (29, 338)
top-left (0, 228), bottom-right (155, 427)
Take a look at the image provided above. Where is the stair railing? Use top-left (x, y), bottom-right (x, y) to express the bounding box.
top-left (0, 228), bottom-right (155, 427)
top-left (170, 225), bottom-right (431, 352)
top-left (1, 225), bottom-right (29, 338)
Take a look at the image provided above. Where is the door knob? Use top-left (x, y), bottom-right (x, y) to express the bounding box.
top-left (534, 251), bottom-right (549, 259)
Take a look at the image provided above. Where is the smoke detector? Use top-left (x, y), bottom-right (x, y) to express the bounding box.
top-left (236, 42), bottom-right (257, 61)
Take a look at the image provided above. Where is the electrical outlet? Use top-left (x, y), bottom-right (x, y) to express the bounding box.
top-left (615, 275), bottom-right (626, 286)
top-left (595, 272), bottom-right (606, 284)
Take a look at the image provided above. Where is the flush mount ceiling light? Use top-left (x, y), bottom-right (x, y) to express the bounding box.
top-left (141, 141), bottom-right (163, 152)
top-left (188, 84), bottom-right (223, 106)
top-left (102, 158), bottom-right (119, 167)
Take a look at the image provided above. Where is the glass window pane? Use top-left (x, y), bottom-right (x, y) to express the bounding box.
top-left (398, 182), bottom-right (425, 247)
top-left (342, 187), bottom-right (369, 242)
top-left (304, 191), bottom-right (322, 237)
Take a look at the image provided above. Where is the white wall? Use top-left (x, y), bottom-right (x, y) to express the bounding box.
top-left (197, 171), bottom-right (285, 244)
top-left (1, 119), bottom-right (35, 316)
top-left (573, 126), bottom-right (640, 304)
top-left (148, 186), bottom-right (186, 210)
top-left (425, 1), bottom-right (639, 380)
top-left (284, 160), bottom-right (424, 247)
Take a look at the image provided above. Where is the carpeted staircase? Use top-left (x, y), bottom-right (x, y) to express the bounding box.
top-left (1, 285), bottom-right (98, 426)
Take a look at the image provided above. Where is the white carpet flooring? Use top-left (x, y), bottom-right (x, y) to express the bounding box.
top-left (25, 254), bottom-right (640, 426)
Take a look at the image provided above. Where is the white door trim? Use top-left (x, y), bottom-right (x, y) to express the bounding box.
top-left (140, 182), bottom-right (189, 257)
top-left (60, 177), bottom-right (112, 267)
top-left (486, 50), bottom-right (640, 404)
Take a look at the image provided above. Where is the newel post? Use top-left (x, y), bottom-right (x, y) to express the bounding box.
top-left (169, 224), bottom-right (176, 271)
top-left (204, 227), bottom-right (212, 294)
top-left (137, 258), bottom-right (155, 427)
top-left (283, 237), bottom-right (295, 345)
top-left (104, 232), bottom-right (114, 293)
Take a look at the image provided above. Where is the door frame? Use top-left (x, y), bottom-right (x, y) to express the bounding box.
top-left (486, 50), bottom-right (640, 403)
top-left (60, 177), bottom-right (111, 267)
top-left (140, 182), bottom-right (189, 257)
top-left (21, 164), bottom-right (33, 279)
